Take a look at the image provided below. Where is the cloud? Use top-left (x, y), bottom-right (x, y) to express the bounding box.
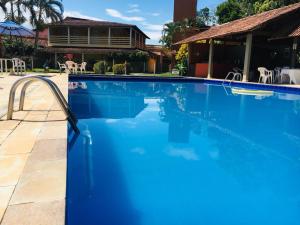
top-left (150, 13), bottom-right (160, 17)
top-left (64, 11), bottom-right (104, 21)
top-left (144, 31), bottom-right (162, 42)
top-left (127, 8), bottom-right (140, 13)
top-left (106, 8), bottom-right (145, 22)
top-left (142, 22), bottom-right (163, 31)
top-left (129, 4), bottom-right (139, 8)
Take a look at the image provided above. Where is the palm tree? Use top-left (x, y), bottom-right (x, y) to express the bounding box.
top-left (0, 0), bottom-right (7, 13)
top-left (4, 0), bottom-right (27, 24)
top-left (26, 0), bottom-right (64, 49)
top-left (160, 22), bottom-right (181, 49)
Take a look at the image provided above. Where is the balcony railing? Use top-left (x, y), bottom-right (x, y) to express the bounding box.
top-left (49, 35), bottom-right (144, 49)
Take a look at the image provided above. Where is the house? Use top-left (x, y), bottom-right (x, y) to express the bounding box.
top-left (177, 3), bottom-right (300, 81)
top-left (44, 17), bottom-right (149, 69)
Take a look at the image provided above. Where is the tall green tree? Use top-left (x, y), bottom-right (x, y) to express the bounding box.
top-left (216, 0), bottom-right (300, 24)
top-left (26, 0), bottom-right (64, 49)
top-left (160, 7), bottom-right (216, 48)
top-left (4, 0), bottom-right (27, 24)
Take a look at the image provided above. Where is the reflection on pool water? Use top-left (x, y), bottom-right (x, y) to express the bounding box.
top-left (67, 80), bottom-right (300, 225)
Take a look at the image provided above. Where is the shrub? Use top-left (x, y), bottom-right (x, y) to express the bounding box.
top-left (113, 63), bottom-right (130, 75)
top-left (93, 61), bottom-right (106, 74)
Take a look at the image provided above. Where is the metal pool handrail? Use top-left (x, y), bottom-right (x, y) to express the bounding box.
top-left (7, 75), bottom-right (79, 133)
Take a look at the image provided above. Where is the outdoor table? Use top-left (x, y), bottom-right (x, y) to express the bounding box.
top-left (281, 69), bottom-right (300, 84)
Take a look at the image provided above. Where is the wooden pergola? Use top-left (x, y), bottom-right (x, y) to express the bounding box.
top-left (177, 3), bottom-right (300, 81)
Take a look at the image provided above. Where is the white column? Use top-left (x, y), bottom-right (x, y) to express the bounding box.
top-left (129, 28), bottom-right (132, 47)
top-left (67, 27), bottom-right (70, 45)
top-left (207, 39), bottom-right (214, 79)
top-left (88, 27), bottom-right (91, 45)
top-left (108, 27), bottom-right (111, 47)
top-left (242, 33), bottom-right (253, 82)
top-left (82, 53), bottom-right (85, 62)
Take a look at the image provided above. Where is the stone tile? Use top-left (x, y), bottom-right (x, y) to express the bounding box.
top-left (10, 159), bottom-right (66, 204)
top-left (0, 121), bottom-right (20, 130)
top-left (1, 200), bottom-right (65, 225)
top-left (0, 130), bottom-right (11, 141)
top-left (37, 126), bottom-right (67, 140)
top-left (47, 111), bottom-right (66, 121)
top-left (44, 120), bottom-right (67, 127)
top-left (29, 139), bottom-right (66, 162)
top-left (0, 139), bottom-right (36, 155)
top-left (0, 186), bottom-right (14, 222)
top-left (24, 113), bottom-right (48, 122)
top-left (0, 155), bottom-right (28, 186)
top-left (11, 111), bottom-right (29, 121)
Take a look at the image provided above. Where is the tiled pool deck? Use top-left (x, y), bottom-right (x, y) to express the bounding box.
top-left (0, 73), bottom-right (67, 225)
top-left (0, 73), bottom-right (300, 225)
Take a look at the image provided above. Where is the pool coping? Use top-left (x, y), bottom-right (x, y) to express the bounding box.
top-left (69, 74), bottom-right (300, 94)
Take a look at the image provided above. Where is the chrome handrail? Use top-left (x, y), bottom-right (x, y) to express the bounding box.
top-left (7, 75), bottom-right (79, 133)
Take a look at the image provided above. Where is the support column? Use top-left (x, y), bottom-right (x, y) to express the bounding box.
top-left (207, 39), bottom-right (214, 79)
top-left (88, 27), bottom-right (91, 45)
top-left (82, 53), bottom-right (85, 62)
top-left (108, 27), bottom-right (111, 46)
top-left (291, 37), bottom-right (298, 68)
top-left (242, 33), bottom-right (253, 82)
top-left (129, 28), bottom-right (132, 47)
top-left (54, 52), bottom-right (58, 69)
top-left (67, 27), bottom-right (70, 45)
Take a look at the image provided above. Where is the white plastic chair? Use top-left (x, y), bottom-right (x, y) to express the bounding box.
top-left (65, 61), bottom-right (78, 74)
top-left (57, 62), bottom-right (67, 74)
top-left (11, 58), bottom-right (26, 75)
top-left (258, 67), bottom-right (273, 84)
top-left (78, 62), bottom-right (87, 73)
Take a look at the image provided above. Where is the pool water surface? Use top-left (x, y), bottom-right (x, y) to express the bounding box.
top-left (67, 80), bottom-right (300, 225)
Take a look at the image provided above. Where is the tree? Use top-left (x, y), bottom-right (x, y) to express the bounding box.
top-left (0, 0), bottom-right (7, 14)
top-left (160, 7), bottom-right (216, 48)
top-left (216, 0), bottom-right (300, 24)
top-left (4, 0), bottom-right (27, 24)
top-left (216, 0), bottom-right (244, 24)
top-left (160, 21), bottom-right (181, 49)
top-left (26, 0), bottom-right (64, 49)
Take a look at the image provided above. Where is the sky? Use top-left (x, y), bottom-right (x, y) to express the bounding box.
top-left (62, 0), bottom-right (224, 44)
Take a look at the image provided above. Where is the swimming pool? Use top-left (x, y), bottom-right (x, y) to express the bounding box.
top-left (67, 78), bottom-right (300, 225)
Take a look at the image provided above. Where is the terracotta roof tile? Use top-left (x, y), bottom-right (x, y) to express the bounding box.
top-left (177, 2), bottom-right (300, 44)
top-left (290, 25), bottom-right (300, 37)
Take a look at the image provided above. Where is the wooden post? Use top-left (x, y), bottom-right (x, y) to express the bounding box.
top-left (207, 39), bottom-right (214, 79)
top-left (129, 28), bottom-right (132, 47)
top-left (48, 28), bottom-right (50, 46)
top-left (154, 59), bottom-right (156, 74)
top-left (242, 33), bottom-right (253, 82)
top-left (291, 37), bottom-right (298, 68)
top-left (67, 27), bottom-right (70, 45)
top-left (108, 27), bottom-right (111, 46)
top-left (54, 52), bottom-right (58, 69)
top-left (88, 27), bottom-right (91, 45)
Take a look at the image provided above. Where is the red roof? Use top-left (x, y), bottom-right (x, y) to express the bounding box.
top-left (177, 2), bottom-right (300, 44)
top-left (49, 17), bottom-right (149, 39)
top-left (290, 25), bottom-right (300, 37)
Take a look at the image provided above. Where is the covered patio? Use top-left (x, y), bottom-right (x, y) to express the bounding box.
top-left (177, 3), bottom-right (300, 84)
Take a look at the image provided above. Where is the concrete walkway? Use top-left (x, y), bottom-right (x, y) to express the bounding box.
top-left (0, 73), bottom-right (68, 225)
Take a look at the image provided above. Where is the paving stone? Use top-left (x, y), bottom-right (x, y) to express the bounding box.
top-left (29, 139), bottom-right (67, 162)
top-left (10, 159), bottom-right (66, 204)
top-left (0, 121), bottom-right (20, 130)
top-left (0, 155), bottom-right (28, 186)
top-left (1, 200), bottom-right (65, 225)
top-left (37, 126), bottom-right (67, 140)
top-left (0, 186), bottom-right (14, 222)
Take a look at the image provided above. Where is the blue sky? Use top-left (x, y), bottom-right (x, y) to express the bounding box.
top-left (62, 0), bottom-right (223, 44)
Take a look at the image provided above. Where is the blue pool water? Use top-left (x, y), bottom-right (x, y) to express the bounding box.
top-left (67, 79), bottom-right (300, 225)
